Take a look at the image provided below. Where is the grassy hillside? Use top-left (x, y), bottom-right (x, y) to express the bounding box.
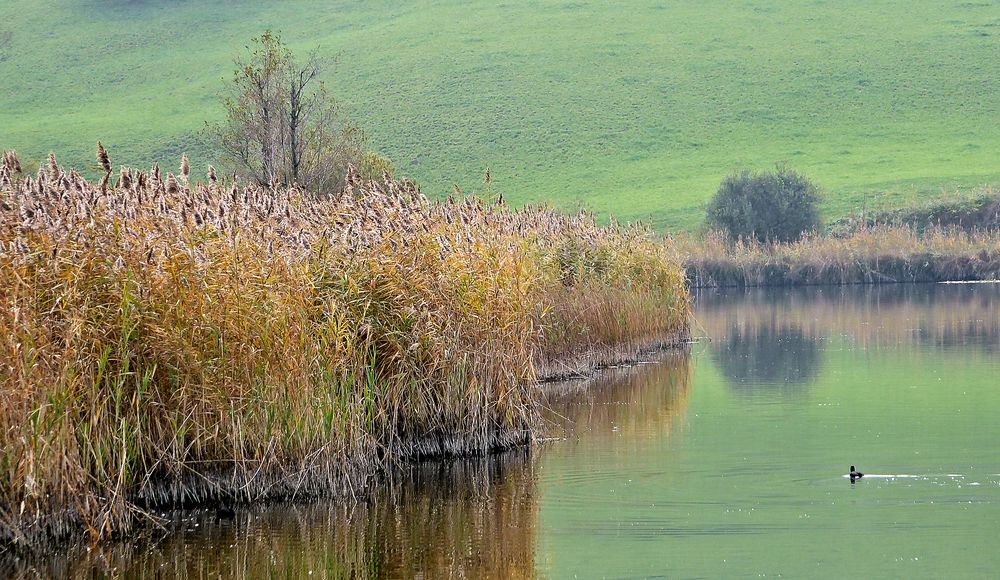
top-left (2, 0), bottom-right (1000, 229)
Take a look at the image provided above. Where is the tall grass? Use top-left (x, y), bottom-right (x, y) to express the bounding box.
top-left (681, 227), bottom-right (1000, 287)
top-left (0, 148), bottom-right (689, 546)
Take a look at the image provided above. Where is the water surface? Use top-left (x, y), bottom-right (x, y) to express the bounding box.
top-left (7, 283), bottom-right (1000, 578)
top-left (537, 284), bottom-right (1000, 578)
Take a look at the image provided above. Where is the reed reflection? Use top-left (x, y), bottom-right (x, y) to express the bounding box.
top-left (3, 451), bottom-right (538, 579)
top-left (696, 283), bottom-right (1000, 352)
top-left (542, 352), bottom-right (692, 441)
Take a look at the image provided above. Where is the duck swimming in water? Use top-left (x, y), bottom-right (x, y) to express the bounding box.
top-left (849, 465), bottom-right (864, 482)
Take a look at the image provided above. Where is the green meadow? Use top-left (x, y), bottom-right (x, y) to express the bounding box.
top-left (2, 0), bottom-right (999, 229)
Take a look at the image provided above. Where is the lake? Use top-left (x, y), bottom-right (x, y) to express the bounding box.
top-left (7, 283), bottom-right (1000, 578)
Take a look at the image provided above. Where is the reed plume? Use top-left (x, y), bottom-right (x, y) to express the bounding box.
top-left (3, 149), bottom-right (22, 174)
top-left (165, 172), bottom-right (179, 194)
top-left (96, 141), bottom-right (111, 174)
top-left (47, 152), bottom-right (60, 183)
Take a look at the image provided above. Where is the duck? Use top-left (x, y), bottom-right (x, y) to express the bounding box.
top-left (849, 465), bottom-right (864, 481)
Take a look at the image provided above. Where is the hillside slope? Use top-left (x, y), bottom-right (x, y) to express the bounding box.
top-left (2, 0), bottom-right (999, 228)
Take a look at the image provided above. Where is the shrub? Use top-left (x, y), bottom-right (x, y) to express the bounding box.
top-left (706, 166), bottom-right (821, 243)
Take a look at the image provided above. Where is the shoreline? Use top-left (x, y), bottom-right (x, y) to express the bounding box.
top-left (534, 333), bottom-right (692, 382)
top-left (685, 254), bottom-right (1000, 288)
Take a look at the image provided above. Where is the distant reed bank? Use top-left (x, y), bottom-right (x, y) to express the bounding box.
top-left (682, 227), bottom-right (1000, 287)
top-left (0, 149), bottom-right (689, 546)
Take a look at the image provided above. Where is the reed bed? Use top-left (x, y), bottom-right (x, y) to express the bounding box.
top-left (681, 227), bottom-right (1000, 287)
top-left (0, 148), bottom-right (689, 546)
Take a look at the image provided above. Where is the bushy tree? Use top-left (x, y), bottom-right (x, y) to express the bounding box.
top-left (208, 30), bottom-right (367, 193)
top-left (706, 166), bottom-right (821, 243)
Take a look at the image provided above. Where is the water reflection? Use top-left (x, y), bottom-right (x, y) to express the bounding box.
top-left (697, 283), bottom-right (1000, 394)
top-left (542, 352), bottom-right (692, 441)
top-left (533, 354), bottom-right (692, 526)
top-left (2, 451), bottom-right (539, 579)
top-left (696, 283), bottom-right (1000, 351)
top-left (712, 324), bottom-right (822, 392)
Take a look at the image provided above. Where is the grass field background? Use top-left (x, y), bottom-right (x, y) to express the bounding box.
top-left (2, 0), bottom-right (999, 229)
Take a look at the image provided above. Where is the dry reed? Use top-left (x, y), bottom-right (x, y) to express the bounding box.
top-left (681, 227), bottom-right (1000, 287)
top-left (0, 147), bottom-right (689, 547)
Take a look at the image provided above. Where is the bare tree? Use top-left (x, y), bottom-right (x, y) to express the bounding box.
top-left (209, 30), bottom-right (367, 193)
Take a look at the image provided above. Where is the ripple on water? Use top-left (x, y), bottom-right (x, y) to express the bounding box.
top-left (840, 473), bottom-right (966, 480)
top-left (567, 521), bottom-right (785, 539)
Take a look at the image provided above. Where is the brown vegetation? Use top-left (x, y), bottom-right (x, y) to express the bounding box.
top-left (681, 227), bottom-right (1000, 287)
top-left (0, 147), bottom-right (689, 546)
top-left (2, 352), bottom-right (695, 576)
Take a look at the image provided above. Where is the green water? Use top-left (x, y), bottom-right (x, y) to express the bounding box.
top-left (538, 284), bottom-right (1000, 578)
top-left (7, 284), bottom-right (1000, 578)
